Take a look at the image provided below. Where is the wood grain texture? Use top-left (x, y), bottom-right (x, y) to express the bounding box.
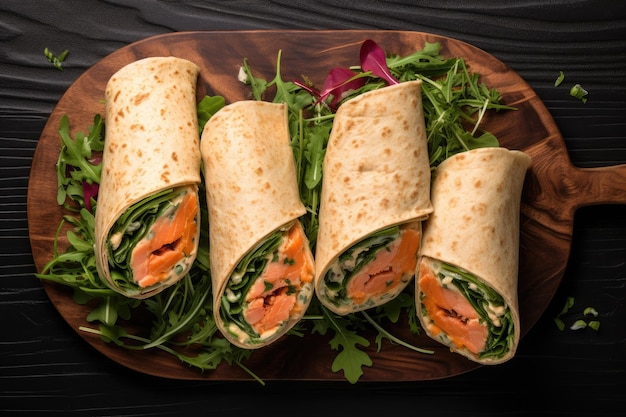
top-left (26, 30), bottom-right (626, 382)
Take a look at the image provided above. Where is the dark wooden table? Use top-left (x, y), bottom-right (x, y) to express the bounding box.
top-left (2, 1), bottom-right (625, 415)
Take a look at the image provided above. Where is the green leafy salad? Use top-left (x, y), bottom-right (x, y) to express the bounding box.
top-left (37, 39), bottom-right (512, 384)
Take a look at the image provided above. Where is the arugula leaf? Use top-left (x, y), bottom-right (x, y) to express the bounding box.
top-left (322, 306), bottom-right (372, 384)
top-left (240, 58), bottom-right (268, 101)
top-left (197, 95), bottom-right (225, 134)
top-left (56, 114), bottom-right (104, 209)
top-left (86, 295), bottom-right (139, 326)
top-left (362, 310), bottom-right (433, 355)
top-left (89, 324), bottom-right (128, 346)
top-left (375, 291), bottom-right (413, 323)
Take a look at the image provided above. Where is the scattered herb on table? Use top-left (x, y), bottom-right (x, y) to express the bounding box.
top-left (555, 71), bottom-right (565, 87)
top-left (553, 296), bottom-right (600, 332)
top-left (554, 71), bottom-right (589, 103)
top-left (570, 83), bottom-right (589, 103)
top-left (44, 47), bottom-right (69, 71)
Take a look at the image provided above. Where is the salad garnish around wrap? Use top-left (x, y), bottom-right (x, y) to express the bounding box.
top-left (94, 56), bottom-right (202, 298)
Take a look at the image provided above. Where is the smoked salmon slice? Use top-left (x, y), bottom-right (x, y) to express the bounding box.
top-left (320, 223), bottom-right (421, 313)
top-left (418, 260), bottom-right (488, 354)
top-left (347, 226), bottom-right (421, 305)
top-left (241, 221), bottom-right (314, 336)
top-left (129, 188), bottom-right (199, 288)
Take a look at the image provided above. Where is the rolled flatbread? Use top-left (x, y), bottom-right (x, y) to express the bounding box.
top-left (416, 147), bottom-right (531, 364)
top-left (94, 57), bottom-right (202, 299)
top-left (201, 100), bottom-right (315, 349)
top-left (315, 80), bottom-right (433, 315)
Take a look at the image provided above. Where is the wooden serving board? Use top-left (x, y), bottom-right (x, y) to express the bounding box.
top-left (27, 30), bottom-right (626, 382)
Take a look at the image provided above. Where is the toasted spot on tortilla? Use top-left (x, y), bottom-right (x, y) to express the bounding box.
top-left (133, 92), bottom-right (150, 106)
top-left (472, 203), bottom-right (487, 216)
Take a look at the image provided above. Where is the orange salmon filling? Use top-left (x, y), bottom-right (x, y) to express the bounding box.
top-left (130, 190), bottom-right (199, 288)
top-left (418, 261), bottom-right (488, 354)
top-left (347, 227), bottom-right (421, 305)
top-left (243, 222), bottom-right (314, 335)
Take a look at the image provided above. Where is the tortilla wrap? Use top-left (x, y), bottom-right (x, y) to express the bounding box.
top-left (416, 147), bottom-right (531, 364)
top-left (94, 56), bottom-right (202, 299)
top-left (201, 100), bottom-right (315, 349)
top-left (315, 80), bottom-right (433, 315)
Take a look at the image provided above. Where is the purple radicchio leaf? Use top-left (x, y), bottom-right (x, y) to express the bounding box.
top-left (359, 39), bottom-right (398, 86)
top-left (319, 67), bottom-right (367, 109)
top-left (295, 67), bottom-right (367, 111)
top-left (82, 156), bottom-right (101, 212)
top-left (83, 181), bottom-right (99, 212)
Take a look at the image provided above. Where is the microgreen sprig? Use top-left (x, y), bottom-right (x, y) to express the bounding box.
top-left (44, 47), bottom-right (69, 71)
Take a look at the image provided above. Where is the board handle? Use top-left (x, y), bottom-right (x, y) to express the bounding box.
top-left (521, 135), bottom-right (626, 235)
top-left (570, 164), bottom-right (626, 208)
